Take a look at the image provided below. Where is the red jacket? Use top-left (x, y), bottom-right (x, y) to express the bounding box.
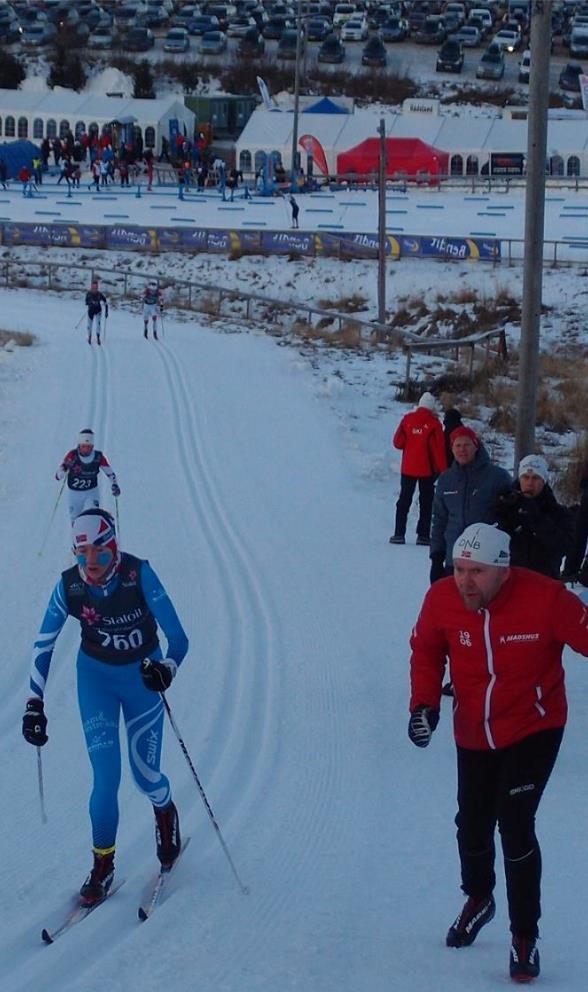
top-left (410, 567), bottom-right (588, 750)
top-left (393, 407), bottom-right (447, 478)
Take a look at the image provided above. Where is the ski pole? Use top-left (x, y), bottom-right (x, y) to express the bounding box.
top-left (160, 692), bottom-right (249, 895)
top-left (75, 312), bottom-right (86, 330)
top-left (114, 495), bottom-right (120, 542)
top-left (38, 477), bottom-right (66, 557)
top-left (159, 312), bottom-right (165, 339)
top-left (37, 747), bottom-right (48, 824)
top-left (102, 312), bottom-right (107, 343)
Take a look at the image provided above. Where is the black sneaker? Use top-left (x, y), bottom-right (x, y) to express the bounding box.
top-left (446, 894), bottom-right (496, 947)
top-left (389, 535), bottom-right (405, 545)
top-left (154, 801), bottom-right (181, 869)
top-left (416, 536), bottom-right (430, 546)
top-left (509, 935), bottom-right (540, 982)
top-left (80, 850), bottom-right (115, 906)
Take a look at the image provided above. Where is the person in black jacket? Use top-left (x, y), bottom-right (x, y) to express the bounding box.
top-left (495, 454), bottom-right (572, 579)
top-left (561, 462), bottom-right (588, 584)
top-left (443, 407), bottom-right (463, 466)
top-left (85, 279), bottom-right (109, 346)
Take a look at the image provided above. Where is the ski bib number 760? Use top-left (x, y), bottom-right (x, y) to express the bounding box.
top-left (98, 629), bottom-right (143, 650)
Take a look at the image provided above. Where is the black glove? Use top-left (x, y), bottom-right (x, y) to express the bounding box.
top-left (408, 705), bottom-right (439, 748)
top-left (22, 698), bottom-right (48, 746)
top-left (429, 551), bottom-right (446, 584)
top-left (111, 483), bottom-right (120, 497)
top-left (141, 658), bottom-right (177, 692)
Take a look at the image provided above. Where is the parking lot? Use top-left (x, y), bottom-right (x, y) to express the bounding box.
top-left (1, 1), bottom-right (583, 105)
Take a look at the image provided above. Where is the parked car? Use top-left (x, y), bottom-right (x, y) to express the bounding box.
top-left (172, 3), bottom-right (200, 28)
top-left (199, 28), bottom-right (227, 54)
top-left (88, 23), bottom-right (118, 48)
top-left (114, 3), bottom-right (147, 32)
top-left (450, 24), bottom-right (481, 47)
top-left (380, 16), bottom-right (408, 42)
top-left (140, 3), bottom-right (169, 28)
top-left (306, 16), bottom-right (331, 41)
top-left (436, 38), bottom-right (464, 72)
top-left (187, 14), bottom-right (220, 34)
top-left (492, 28), bottom-right (522, 52)
top-left (416, 15), bottom-right (446, 44)
top-left (332, 2), bottom-right (357, 28)
top-left (263, 14), bottom-right (293, 38)
top-left (317, 31), bottom-right (345, 62)
top-left (518, 48), bottom-right (531, 83)
top-left (125, 25), bottom-right (155, 50)
top-left (277, 27), bottom-right (303, 58)
top-left (340, 16), bottom-right (368, 41)
top-left (20, 21), bottom-right (58, 46)
top-left (445, 2), bottom-right (466, 28)
top-left (163, 26), bottom-right (190, 51)
top-left (361, 34), bottom-right (387, 66)
top-left (559, 61), bottom-right (584, 91)
top-left (476, 43), bottom-right (505, 79)
top-left (236, 25), bottom-right (265, 56)
top-left (226, 14), bottom-right (255, 36)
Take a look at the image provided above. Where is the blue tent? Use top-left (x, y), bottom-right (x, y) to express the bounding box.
top-left (0, 139), bottom-right (41, 179)
top-left (305, 97), bottom-right (349, 115)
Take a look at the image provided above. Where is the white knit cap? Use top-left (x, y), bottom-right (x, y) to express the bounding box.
top-left (418, 392), bottom-right (436, 411)
top-left (518, 454), bottom-right (548, 482)
top-left (453, 523), bottom-right (510, 568)
top-left (78, 429), bottom-right (94, 447)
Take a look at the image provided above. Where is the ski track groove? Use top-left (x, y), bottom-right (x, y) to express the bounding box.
top-left (152, 338), bottom-right (346, 981)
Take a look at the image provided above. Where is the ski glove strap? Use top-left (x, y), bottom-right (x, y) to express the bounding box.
top-left (22, 697), bottom-right (48, 746)
top-left (408, 705), bottom-right (439, 748)
top-left (141, 658), bottom-right (177, 692)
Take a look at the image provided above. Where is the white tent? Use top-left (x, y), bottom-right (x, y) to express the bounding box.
top-left (235, 104), bottom-right (588, 179)
top-left (0, 91), bottom-right (195, 156)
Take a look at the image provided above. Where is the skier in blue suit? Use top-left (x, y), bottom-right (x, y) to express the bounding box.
top-left (22, 507), bottom-right (189, 905)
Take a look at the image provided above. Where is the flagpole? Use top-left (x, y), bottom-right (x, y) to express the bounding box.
top-left (290, 0), bottom-right (303, 191)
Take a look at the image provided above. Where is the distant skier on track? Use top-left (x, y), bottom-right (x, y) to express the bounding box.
top-left (55, 429), bottom-right (121, 522)
top-left (142, 279), bottom-right (164, 340)
top-left (85, 279), bottom-right (109, 345)
top-left (22, 508), bottom-right (189, 906)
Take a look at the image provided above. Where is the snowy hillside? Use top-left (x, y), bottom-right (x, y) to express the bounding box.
top-left (1, 283), bottom-right (587, 992)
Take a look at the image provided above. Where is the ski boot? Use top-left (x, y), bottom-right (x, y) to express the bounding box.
top-left (80, 848), bottom-right (115, 906)
top-left (446, 894), bottom-right (495, 947)
top-left (509, 935), bottom-right (540, 982)
top-left (144, 326), bottom-right (148, 339)
top-left (154, 330), bottom-right (158, 341)
top-left (154, 801), bottom-right (181, 870)
top-left (97, 335), bottom-right (101, 346)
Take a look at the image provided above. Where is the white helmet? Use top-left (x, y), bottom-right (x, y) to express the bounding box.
top-left (148, 279), bottom-right (158, 289)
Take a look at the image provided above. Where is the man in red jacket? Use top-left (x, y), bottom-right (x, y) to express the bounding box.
top-left (408, 522), bottom-right (588, 983)
top-left (390, 392), bottom-right (447, 546)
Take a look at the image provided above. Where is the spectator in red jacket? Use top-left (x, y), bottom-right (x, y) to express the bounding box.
top-left (408, 522), bottom-right (588, 982)
top-left (389, 392), bottom-right (447, 546)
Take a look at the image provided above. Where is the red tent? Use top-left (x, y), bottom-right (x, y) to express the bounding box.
top-left (337, 137), bottom-right (449, 179)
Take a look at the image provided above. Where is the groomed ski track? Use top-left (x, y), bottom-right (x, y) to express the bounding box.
top-left (1, 288), bottom-right (587, 991)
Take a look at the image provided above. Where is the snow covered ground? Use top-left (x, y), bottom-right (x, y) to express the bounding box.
top-left (1, 259), bottom-right (588, 991)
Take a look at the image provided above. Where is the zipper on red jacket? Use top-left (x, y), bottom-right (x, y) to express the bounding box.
top-left (482, 609), bottom-right (497, 749)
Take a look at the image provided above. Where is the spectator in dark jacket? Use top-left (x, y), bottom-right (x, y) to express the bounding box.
top-left (390, 392), bottom-right (448, 546)
top-left (561, 462), bottom-right (588, 584)
top-left (495, 455), bottom-right (572, 580)
top-left (430, 425), bottom-right (511, 583)
top-left (443, 407), bottom-right (463, 466)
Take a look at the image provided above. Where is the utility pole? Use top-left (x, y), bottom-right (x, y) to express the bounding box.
top-left (515, 1), bottom-right (551, 469)
top-left (377, 117), bottom-right (387, 327)
top-left (290, 0), bottom-right (303, 190)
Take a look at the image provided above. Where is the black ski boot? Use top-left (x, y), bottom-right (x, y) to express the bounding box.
top-left (80, 849), bottom-right (115, 906)
top-left (154, 801), bottom-right (181, 870)
top-left (154, 330), bottom-right (158, 340)
top-left (97, 335), bottom-right (101, 346)
top-left (509, 935), bottom-right (540, 982)
top-left (144, 326), bottom-right (148, 339)
top-left (446, 894), bottom-right (495, 947)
